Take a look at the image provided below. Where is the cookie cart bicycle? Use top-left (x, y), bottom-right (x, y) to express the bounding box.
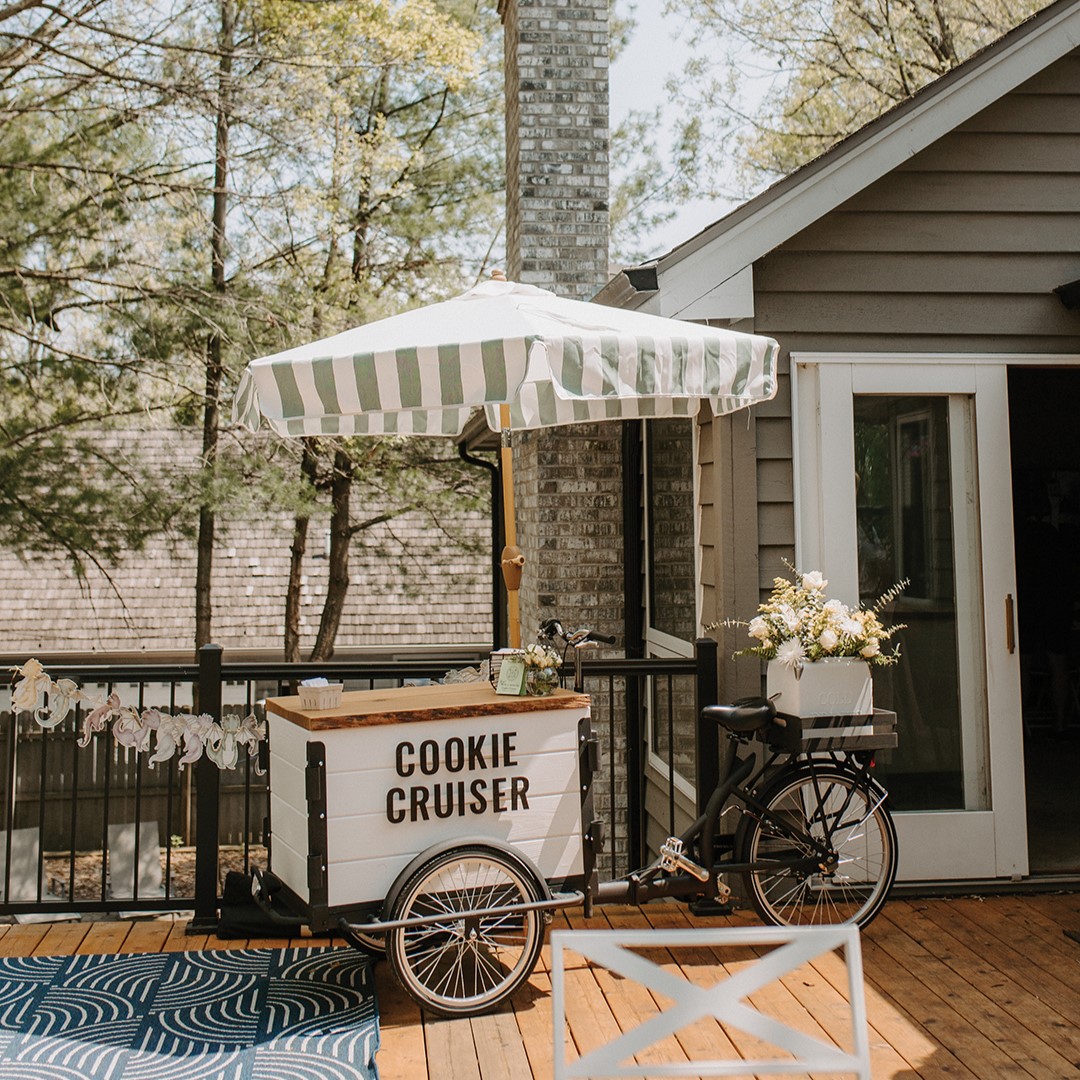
top-left (256, 623), bottom-right (897, 1016)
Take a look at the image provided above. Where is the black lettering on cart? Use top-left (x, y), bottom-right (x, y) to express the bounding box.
top-left (470, 777), bottom-right (488, 813)
top-left (410, 787), bottom-right (430, 822)
top-left (445, 738), bottom-right (464, 772)
top-left (419, 740), bottom-right (439, 775)
top-left (511, 775), bottom-right (530, 810)
top-left (492, 777), bottom-right (506, 813)
top-left (468, 735), bottom-right (486, 770)
top-left (387, 788), bottom-right (406, 823)
top-left (433, 782), bottom-right (456, 820)
top-left (395, 742), bottom-right (415, 777)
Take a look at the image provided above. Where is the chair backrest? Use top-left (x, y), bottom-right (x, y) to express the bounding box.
top-left (550, 924), bottom-right (872, 1080)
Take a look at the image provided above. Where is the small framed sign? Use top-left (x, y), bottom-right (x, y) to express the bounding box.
top-left (495, 654), bottom-right (527, 696)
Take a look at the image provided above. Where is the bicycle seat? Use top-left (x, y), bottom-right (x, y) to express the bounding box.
top-left (702, 697), bottom-right (776, 734)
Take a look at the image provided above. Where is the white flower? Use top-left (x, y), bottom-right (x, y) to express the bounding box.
top-left (779, 604), bottom-right (800, 632)
top-left (802, 571), bottom-right (827, 592)
top-left (818, 628), bottom-right (839, 652)
top-left (524, 644), bottom-right (560, 670)
top-left (860, 641), bottom-right (881, 658)
top-left (841, 617), bottom-right (863, 636)
top-left (775, 638), bottom-right (806, 669)
top-left (823, 599), bottom-right (845, 616)
top-left (747, 615), bottom-right (770, 640)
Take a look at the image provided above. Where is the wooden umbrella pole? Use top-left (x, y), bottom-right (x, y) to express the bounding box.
top-left (499, 403), bottom-right (523, 649)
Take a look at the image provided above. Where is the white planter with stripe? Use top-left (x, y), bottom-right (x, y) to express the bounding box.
top-left (767, 657), bottom-right (873, 718)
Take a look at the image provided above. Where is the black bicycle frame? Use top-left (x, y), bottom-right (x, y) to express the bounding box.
top-left (593, 741), bottom-right (878, 908)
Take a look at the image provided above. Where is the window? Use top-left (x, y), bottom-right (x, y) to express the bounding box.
top-left (644, 419), bottom-right (697, 789)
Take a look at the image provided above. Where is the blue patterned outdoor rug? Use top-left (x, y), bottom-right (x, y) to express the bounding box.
top-left (0, 946), bottom-right (378, 1079)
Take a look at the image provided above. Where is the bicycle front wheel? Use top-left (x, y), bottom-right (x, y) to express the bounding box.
top-left (736, 765), bottom-right (897, 928)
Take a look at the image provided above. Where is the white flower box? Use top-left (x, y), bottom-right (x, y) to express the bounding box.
top-left (767, 657), bottom-right (873, 718)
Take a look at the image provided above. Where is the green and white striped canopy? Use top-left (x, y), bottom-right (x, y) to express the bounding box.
top-left (233, 279), bottom-right (779, 437)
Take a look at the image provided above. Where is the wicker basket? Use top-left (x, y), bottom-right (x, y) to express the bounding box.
top-left (298, 683), bottom-right (343, 710)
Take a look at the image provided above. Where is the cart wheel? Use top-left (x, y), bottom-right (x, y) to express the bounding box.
top-left (386, 844), bottom-right (545, 1017)
top-left (339, 924), bottom-right (386, 960)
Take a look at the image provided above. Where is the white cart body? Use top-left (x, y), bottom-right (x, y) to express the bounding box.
top-left (265, 683), bottom-right (595, 929)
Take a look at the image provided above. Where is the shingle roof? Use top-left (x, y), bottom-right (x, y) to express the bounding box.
top-left (600, 0), bottom-right (1080, 316)
top-left (1, 427), bottom-right (492, 659)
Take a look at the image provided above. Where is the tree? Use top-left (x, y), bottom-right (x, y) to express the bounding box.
top-left (0, 0), bottom-right (504, 656)
top-left (0, 1), bottom-right (198, 579)
top-left (666, 0), bottom-right (1045, 188)
top-left (240, 0), bottom-right (503, 660)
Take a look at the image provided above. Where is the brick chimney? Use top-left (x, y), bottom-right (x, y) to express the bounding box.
top-left (498, 0), bottom-right (621, 654)
top-left (500, 0), bottom-right (609, 298)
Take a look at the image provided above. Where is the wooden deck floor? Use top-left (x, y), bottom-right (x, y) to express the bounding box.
top-left (4, 892), bottom-right (1079, 1079)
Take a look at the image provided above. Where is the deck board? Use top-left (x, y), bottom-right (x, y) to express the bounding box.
top-left (6, 893), bottom-right (1080, 1078)
top-left (873, 904), bottom-right (1073, 1078)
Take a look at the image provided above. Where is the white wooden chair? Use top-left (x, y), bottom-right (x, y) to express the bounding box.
top-left (551, 924), bottom-right (872, 1079)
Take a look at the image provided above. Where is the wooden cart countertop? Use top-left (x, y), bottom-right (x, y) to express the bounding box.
top-left (266, 681), bottom-right (591, 731)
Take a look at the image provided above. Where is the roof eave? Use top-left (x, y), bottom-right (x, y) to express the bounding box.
top-left (608, 0), bottom-right (1080, 316)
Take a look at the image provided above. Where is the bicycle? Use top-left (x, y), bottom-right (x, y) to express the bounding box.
top-left (604, 697), bottom-right (897, 927)
top-left (257, 621), bottom-right (898, 1016)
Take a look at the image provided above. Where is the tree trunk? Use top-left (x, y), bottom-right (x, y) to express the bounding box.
top-left (284, 438), bottom-right (319, 662)
top-left (309, 447), bottom-right (353, 661)
top-left (194, 0), bottom-right (234, 651)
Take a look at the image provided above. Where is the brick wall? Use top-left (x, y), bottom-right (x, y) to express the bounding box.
top-left (499, 0), bottom-right (618, 643)
top-left (500, 0), bottom-right (626, 870)
top-left (500, 0), bottom-right (608, 297)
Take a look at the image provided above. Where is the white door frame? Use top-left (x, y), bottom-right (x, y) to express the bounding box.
top-left (790, 352), bottom-right (1069, 881)
top-left (642, 418), bottom-right (700, 803)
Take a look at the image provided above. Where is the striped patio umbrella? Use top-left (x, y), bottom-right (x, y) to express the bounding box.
top-left (233, 276), bottom-right (780, 645)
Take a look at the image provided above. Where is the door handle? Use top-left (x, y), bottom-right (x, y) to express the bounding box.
top-left (1005, 594), bottom-right (1015, 654)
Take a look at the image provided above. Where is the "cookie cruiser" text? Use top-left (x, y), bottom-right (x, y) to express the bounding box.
top-left (385, 731), bottom-right (531, 823)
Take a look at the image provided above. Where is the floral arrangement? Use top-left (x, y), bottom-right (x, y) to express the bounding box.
top-left (522, 643), bottom-right (561, 671)
top-left (711, 569), bottom-right (907, 670)
top-left (10, 658), bottom-right (265, 771)
top-left (521, 643), bottom-right (562, 696)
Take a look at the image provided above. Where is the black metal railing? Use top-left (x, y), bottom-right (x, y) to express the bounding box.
top-left (1, 641), bottom-right (716, 924)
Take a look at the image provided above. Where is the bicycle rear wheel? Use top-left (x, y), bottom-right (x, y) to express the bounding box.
top-left (736, 764), bottom-right (897, 928)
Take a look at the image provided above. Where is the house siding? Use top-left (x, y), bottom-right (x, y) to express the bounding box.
top-left (704, 50), bottom-right (1080, 700)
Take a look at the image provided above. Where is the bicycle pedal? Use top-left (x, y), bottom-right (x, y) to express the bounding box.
top-left (659, 837), bottom-right (710, 883)
top-left (658, 837), bottom-right (684, 872)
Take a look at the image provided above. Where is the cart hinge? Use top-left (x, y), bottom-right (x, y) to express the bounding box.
top-left (586, 735), bottom-right (600, 774)
top-left (579, 726), bottom-right (600, 778)
top-left (307, 854), bottom-right (327, 895)
top-left (258, 737), bottom-right (270, 774)
top-left (305, 760), bottom-right (324, 804)
top-left (586, 818), bottom-right (605, 854)
top-left (262, 815), bottom-right (271, 849)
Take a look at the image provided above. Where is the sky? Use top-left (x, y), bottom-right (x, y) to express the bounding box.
top-left (608, 4), bottom-right (734, 261)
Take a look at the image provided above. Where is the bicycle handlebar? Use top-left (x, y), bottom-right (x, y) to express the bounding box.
top-left (538, 619), bottom-right (617, 648)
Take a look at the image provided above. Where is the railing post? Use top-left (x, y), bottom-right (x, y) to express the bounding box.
top-left (694, 637), bottom-right (719, 820)
top-left (189, 643), bottom-right (222, 933)
top-left (621, 420), bottom-right (646, 869)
